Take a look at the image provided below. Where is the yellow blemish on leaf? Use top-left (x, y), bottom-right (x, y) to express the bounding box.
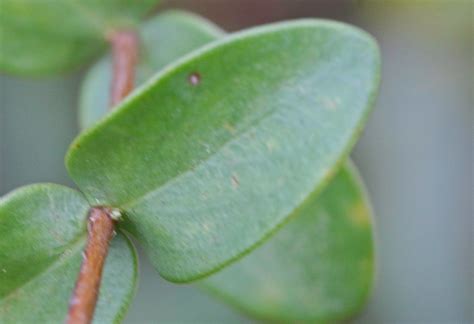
top-left (202, 223), bottom-right (211, 232)
top-left (265, 139), bottom-right (278, 152)
top-left (350, 201), bottom-right (369, 227)
top-left (223, 122), bottom-right (236, 134)
top-left (322, 97), bottom-right (341, 110)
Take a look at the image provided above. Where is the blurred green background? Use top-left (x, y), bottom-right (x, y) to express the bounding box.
top-left (0, 0), bottom-right (472, 322)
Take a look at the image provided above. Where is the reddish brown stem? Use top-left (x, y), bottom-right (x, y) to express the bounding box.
top-left (67, 30), bottom-right (138, 324)
top-left (66, 208), bottom-right (115, 324)
top-left (108, 30), bottom-right (139, 107)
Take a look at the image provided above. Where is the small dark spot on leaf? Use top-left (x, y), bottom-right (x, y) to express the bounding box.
top-left (188, 72), bottom-right (201, 86)
top-left (231, 174), bottom-right (240, 189)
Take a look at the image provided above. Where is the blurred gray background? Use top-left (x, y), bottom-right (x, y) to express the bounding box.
top-left (0, 0), bottom-right (472, 322)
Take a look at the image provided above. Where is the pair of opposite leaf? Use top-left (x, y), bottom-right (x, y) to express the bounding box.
top-left (0, 3), bottom-right (380, 323)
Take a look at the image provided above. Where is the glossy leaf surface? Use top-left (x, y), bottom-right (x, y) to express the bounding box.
top-left (66, 20), bottom-right (380, 282)
top-left (0, 0), bottom-right (158, 75)
top-left (80, 10), bottom-right (224, 129)
top-left (202, 164), bottom-right (375, 322)
top-left (0, 184), bottom-right (137, 323)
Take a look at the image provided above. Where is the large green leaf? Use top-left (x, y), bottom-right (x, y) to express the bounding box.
top-left (0, 184), bottom-right (137, 323)
top-left (0, 0), bottom-right (158, 75)
top-left (80, 10), bottom-right (224, 129)
top-left (66, 20), bottom-right (380, 282)
top-left (202, 164), bottom-right (375, 322)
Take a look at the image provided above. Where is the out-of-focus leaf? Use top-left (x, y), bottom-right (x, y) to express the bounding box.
top-left (0, 184), bottom-right (137, 323)
top-left (0, 0), bottom-right (158, 75)
top-left (66, 20), bottom-right (380, 282)
top-left (79, 10), bottom-right (224, 129)
top-left (202, 164), bottom-right (375, 322)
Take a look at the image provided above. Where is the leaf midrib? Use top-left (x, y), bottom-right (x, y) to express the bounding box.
top-left (120, 94), bottom-right (281, 209)
top-left (0, 235), bottom-right (86, 303)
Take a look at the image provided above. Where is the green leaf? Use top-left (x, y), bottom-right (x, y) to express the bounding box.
top-left (79, 10), bottom-right (224, 129)
top-left (202, 164), bottom-right (375, 322)
top-left (0, 0), bottom-right (159, 75)
top-left (66, 19), bottom-right (380, 282)
top-left (0, 184), bottom-right (137, 323)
